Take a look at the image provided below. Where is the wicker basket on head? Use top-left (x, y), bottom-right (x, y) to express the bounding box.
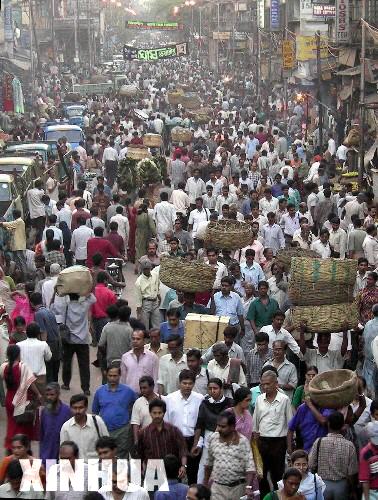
top-left (288, 281), bottom-right (354, 306)
top-left (143, 134), bottom-right (162, 148)
top-left (167, 89), bottom-right (184, 105)
top-left (290, 302), bottom-right (359, 333)
top-left (181, 93), bottom-right (202, 110)
top-left (276, 248), bottom-right (318, 272)
top-left (127, 146), bottom-right (151, 161)
top-left (308, 369), bottom-right (358, 409)
top-left (160, 257), bottom-right (216, 293)
top-left (204, 220), bottom-right (253, 251)
top-left (290, 257), bottom-right (357, 286)
top-left (171, 126), bottom-right (193, 143)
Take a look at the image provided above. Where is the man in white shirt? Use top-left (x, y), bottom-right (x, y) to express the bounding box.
top-left (252, 370), bottom-right (293, 495)
top-left (363, 225), bottom-right (378, 268)
top-left (102, 139), bottom-right (119, 188)
top-left (153, 113), bottom-right (164, 134)
top-left (185, 168), bottom-right (206, 205)
top-left (188, 198), bottom-right (211, 249)
top-left (60, 393), bottom-right (109, 460)
top-left (259, 311), bottom-right (301, 356)
top-left (154, 191), bottom-right (176, 241)
top-left (171, 182), bottom-right (190, 215)
top-left (27, 179), bottom-right (46, 243)
top-left (259, 188), bottom-right (279, 215)
top-left (70, 218), bottom-right (94, 265)
top-left (158, 335), bottom-right (188, 396)
top-left (336, 143), bottom-right (348, 164)
top-left (18, 322), bottom-right (52, 387)
top-left (327, 132), bottom-right (336, 156)
top-left (215, 185), bottom-right (238, 214)
top-left (206, 248), bottom-right (228, 289)
top-left (110, 205), bottom-right (130, 248)
top-left (311, 229), bottom-right (332, 259)
top-left (165, 369), bottom-right (204, 485)
top-left (75, 140), bottom-right (88, 165)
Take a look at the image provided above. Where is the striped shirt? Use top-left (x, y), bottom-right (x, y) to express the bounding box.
top-left (137, 421), bottom-right (187, 462)
top-left (18, 338), bottom-right (52, 376)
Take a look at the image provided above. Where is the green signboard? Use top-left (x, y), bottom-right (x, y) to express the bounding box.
top-left (123, 42), bottom-right (189, 61)
top-left (126, 21), bottom-right (183, 30)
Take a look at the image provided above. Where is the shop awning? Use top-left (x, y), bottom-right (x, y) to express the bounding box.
top-left (338, 48), bottom-right (357, 67)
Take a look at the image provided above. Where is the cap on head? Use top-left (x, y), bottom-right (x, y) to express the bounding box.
top-left (367, 421), bottom-right (378, 445)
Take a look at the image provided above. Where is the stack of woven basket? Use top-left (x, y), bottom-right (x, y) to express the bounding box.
top-left (289, 257), bottom-right (359, 333)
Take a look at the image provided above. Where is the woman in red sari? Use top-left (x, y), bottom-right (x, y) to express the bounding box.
top-left (357, 272), bottom-right (378, 325)
top-left (0, 345), bottom-right (42, 452)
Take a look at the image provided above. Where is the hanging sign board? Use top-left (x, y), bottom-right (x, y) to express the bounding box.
top-left (123, 42), bottom-right (189, 61)
top-left (125, 21), bottom-right (184, 30)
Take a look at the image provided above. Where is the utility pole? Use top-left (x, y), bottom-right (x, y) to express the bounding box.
top-left (51, 0), bottom-right (55, 63)
top-left (359, 0), bottom-right (366, 188)
top-left (316, 31), bottom-right (323, 150)
top-left (74, 0), bottom-right (79, 65)
top-left (87, 0), bottom-right (92, 72)
top-left (283, 2), bottom-right (288, 124)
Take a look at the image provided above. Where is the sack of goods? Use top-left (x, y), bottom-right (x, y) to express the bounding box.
top-left (184, 313), bottom-right (230, 350)
top-left (159, 256), bottom-right (216, 293)
top-left (56, 265), bottom-right (93, 297)
top-left (204, 219), bottom-right (254, 251)
top-left (119, 84), bottom-right (140, 97)
top-left (308, 369), bottom-right (358, 409)
top-left (289, 257), bottom-right (358, 332)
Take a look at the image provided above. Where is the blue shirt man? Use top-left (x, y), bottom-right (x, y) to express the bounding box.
top-left (92, 367), bottom-right (137, 432)
top-left (208, 277), bottom-right (244, 328)
top-left (288, 401), bottom-right (332, 452)
top-left (241, 251), bottom-right (265, 289)
top-left (160, 319), bottom-right (185, 343)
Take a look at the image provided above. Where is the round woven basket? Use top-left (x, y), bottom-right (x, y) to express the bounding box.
top-left (290, 302), bottom-right (359, 333)
top-left (276, 248), bottom-right (318, 272)
top-left (167, 89), bottom-right (184, 105)
top-left (127, 147), bottom-right (151, 161)
top-left (309, 369), bottom-right (358, 409)
top-left (143, 134), bottom-right (162, 147)
top-left (171, 127), bottom-right (193, 143)
top-left (160, 257), bottom-right (216, 292)
top-left (290, 257), bottom-right (357, 286)
top-left (181, 93), bottom-right (202, 110)
top-left (204, 220), bottom-right (253, 251)
top-left (288, 282), bottom-right (355, 306)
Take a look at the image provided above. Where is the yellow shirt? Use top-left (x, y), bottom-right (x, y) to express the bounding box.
top-left (135, 272), bottom-right (160, 308)
top-left (2, 218), bottom-right (26, 251)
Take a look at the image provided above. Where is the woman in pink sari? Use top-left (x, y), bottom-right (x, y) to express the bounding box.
top-left (10, 282), bottom-right (35, 330)
top-left (0, 344), bottom-right (42, 451)
top-left (227, 386), bottom-right (253, 440)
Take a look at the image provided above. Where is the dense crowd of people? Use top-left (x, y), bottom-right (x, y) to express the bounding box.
top-left (0, 56), bottom-right (376, 500)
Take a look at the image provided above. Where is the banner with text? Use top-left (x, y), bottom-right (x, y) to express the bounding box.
top-left (126, 21), bottom-right (183, 30)
top-left (335, 0), bottom-right (349, 43)
top-left (123, 42), bottom-right (189, 61)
